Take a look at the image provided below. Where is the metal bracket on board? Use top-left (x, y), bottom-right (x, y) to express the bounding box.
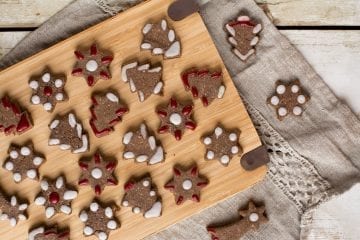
top-left (168, 0), bottom-right (210, 21)
top-left (240, 145), bottom-right (270, 171)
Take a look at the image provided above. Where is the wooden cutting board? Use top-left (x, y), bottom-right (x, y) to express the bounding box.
top-left (0, 0), bottom-right (266, 239)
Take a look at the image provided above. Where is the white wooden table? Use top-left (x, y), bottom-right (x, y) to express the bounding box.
top-left (0, 0), bottom-right (359, 239)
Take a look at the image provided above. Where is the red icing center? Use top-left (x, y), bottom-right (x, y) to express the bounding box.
top-left (49, 192), bottom-right (60, 204)
top-left (44, 86), bottom-right (53, 96)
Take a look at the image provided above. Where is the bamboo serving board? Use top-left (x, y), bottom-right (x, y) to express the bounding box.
top-left (0, 0), bottom-right (266, 239)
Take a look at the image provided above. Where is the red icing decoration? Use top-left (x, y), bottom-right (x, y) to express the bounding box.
top-left (90, 44), bottom-right (98, 56)
top-left (94, 153), bottom-right (101, 164)
top-left (49, 192), bottom-right (60, 204)
top-left (106, 162), bottom-right (116, 171)
top-left (116, 108), bottom-right (128, 115)
top-left (191, 166), bottom-right (198, 176)
top-left (79, 162), bottom-right (89, 170)
top-left (107, 178), bottom-right (117, 185)
top-left (101, 56), bottom-right (113, 64)
top-left (16, 113), bottom-right (31, 133)
top-left (71, 68), bottom-right (83, 76)
top-left (182, 105), bottom-right (193, 116)
top-left (158, 125), bottom-right (169, 134)
top-left (191, 86), bottom-right (198, 98)
top-left (185, 121), bottom-right (197, 130)
top-left (124, 182), bottom-right (135, 191)
top-left (173, 168), bottom-right (181, 176)
top-left (74, 51), bottom-right (84, 60)
top-left (44, 86), bottom-right (53, 97)
top-left (176, 196), bottom-right (184, 205)
top-left (192, 194), bottom-right (200, 202)
top-left (175, 130), bottom-right (182, 141)
top-left (100, 71), bottom-right (110, 79)
top-left (87, 75), bottom-right (95, 86)
top-left (170, 98), bottom-right (178, 108)
top-left (156, 110), bottom-right (167, 118)
top-left (201, 96), bottom-right (209, 107)
top-left (79, 179), bottom-right (89, 185)
top-left (197, 182), bottom-right (208, 188)
top-left (95, 185), bottom-right (102, 195)
top-left (229, 20), bottom-right (255, 27)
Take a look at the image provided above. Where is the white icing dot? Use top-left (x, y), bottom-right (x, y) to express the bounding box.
top-left (40, 180), bottom-right (49, 190)
top-left (18, 214), bottom-right (26, 221)
top-left (165, 41), bottom-right (180, 58)
top-left (276, 85), bottom-right (286, 94)
top-left (42, 73), bottom-right (51, 83)
top-left (13, 173), bottom-right (21, 182)
top-left (123, 152), bottom-right (135, 159)
top-left (10, 196), bottom-right (17, 206)
top-left (91, 168), bottom-right (103, 179)
top-left (293, 106), bottom-right (303, 116)
top-left (0, 214), bottom-right (8, 220)
top-left (56, 176), bottom-right (64, 189)
top-left (231, 146), bottom-right (239, 154)
top-left (55, 93), bottom-right (64, 101)
top-left (203, 137), bottom-right (212, 145)
top-left (136, 155), bottom-right (148, 162)
top-left (20, 147), bottom-right (31, 156)
top-left (220, 155), bottom-right (230, 164)
top-left (45, 207), bottom-right (55, 218)
top-left (55, 79), bottom-right (63, 88)
top-left (133, 207), bottom-right (141, 214)
top-left (278, 107), bottom-right (288, 117)
top-left (31, 95), bottom-right (41, 105)
top-left (84, 226), bottom-right (94, 236)
top-left (297, 95), bottom-right (306, 104)
top-left (107, 220), bottom-right (117, 230)
top-left (206, 150), bottom-right (215, 160)
top-left (105, 207), bottom-right (113, 218)
top-left (35, 196), bottom-right (46, 205)
top-left (182, 179), bottom-right (193, 190)
top-left (98, 232), bottom-right (107, 240)
top-left (149, 190), bottom-right (156, 196)
top-left (123, 132), bottom-right (133, 145)
top-left (26, 169), bottom-right (37, 179)
top-left (9, 150), bottom-right (18, 159)
top-left (4, 161), bottom-right (14, 171)
top-left (229, 133), bottom-right (237, 141)
top-left (122, 200), bottom-right (129, 207)
top-left (142, 180), bottom-right (150, 187)
top-left (79, 211), bottom-right (88, 222)
top-left (106, 93), bottom-right (119, 103)
top-left (33, 157), bottom-right (43, 166)
top-left (169, 113), bottom-right (182, 125)
top-left (64, 190), bottom-right (78, 200)
top-left (60, 205), bottom-right (71, 214)
top-left (19, 203), bottom-right (28, 211)
top-left (10, 218), bottom-right (17, 227)
top-left (29, 80), bottom-right (39, 89)
top-left (215, 127), bottom-right (223, 137)
top-left (86, 60), bottom-right (98, 72)
top-left (144, 201), bottom-right (162, 218)
top-left (270, 96), bottom-right (279, 106)
top-left (218, 85), bottom-right (226, 99)
top-left (249, 213), bottom-right (259, 222)
top-left (90, 202), bottom-right (99, 212)
top-left (291, 85), bottom-right (299, 93)
top-left (43, 102), bottom-right (53, 111)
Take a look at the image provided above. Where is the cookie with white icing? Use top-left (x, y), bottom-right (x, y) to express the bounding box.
top-left (78, 151), bottom-right (118, 196)
top-left (121, 61), bottom-right (163, 102)
top-left (182, 69), bottom-right (226, 107)
top-left (122, 176), bottom-right (162, 218)
top-left (201, 125), bottom-right (242, 166)
top-left (3, 143), bottom-right (45, 183)
top-left (28, 226), bottom-right (70, 240)
top-left (72, 43), bottom-right (113, 86)
top-left (79, 200), bottom-right (119, 240)
top-left (34, 176), bottom-right (78, 219)
top-left (90, 92), bottom-right (129, 138)
top-left (0, 191), bottom-right (28, 227)
top-left (49, 112), bottom-right (89, 153)
top-left (141, 19), bottom-right (181, 59)
top-left (123, 123), bottom-right (164, 165)
top-left (225, 15), bottom-right (262, 61)
top-left (29, 71), bottom-right (68, 112)
top-left (267, 80), bottom-right (310, 120)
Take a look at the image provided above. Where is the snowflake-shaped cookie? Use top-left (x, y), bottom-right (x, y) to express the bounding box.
top-left (201, 126), bottom-right (242, 166)
top-left (29, 226), bottom-right (70, 240)
top-left (164, 165), bottom-right (208, 205)
top-left (123, 123), bottom-right (165, 165)
top-left (267, 80), bottom-right (310, 120)
top-left (90, 92), bottom-right (129, 138)
top-left (141, 19), bottom-right (181, 59)
top-left (3, 143), bottom-right (45, 183)
top-left (182, 69), bottom-right (226, 107)
top-left (72, 43), bottom-right (113, 86)
top-left (207, 201), bottom-right (268, 240)
top-left (79, 200), bottom-right (119, 240)
top-left (29, 71), bottom-right (67, 112)
top-left (156, 97), bottom-right (196, 141)
top-left (0, 192), bottom-right (28, 227)
top-left (225, 15), bottom-right (262, 61)
top-left (34, 176), bottom-right (78, 218)
top-left (122, 176), bottom-right (162, 218)
top-left (121, 61), bottom-right (163, 102)
top-left (78, 151), bottom-right (118, 196)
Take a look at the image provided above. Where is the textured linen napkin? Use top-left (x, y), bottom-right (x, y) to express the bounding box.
top-left (1, 0), bottom-right (360, 239)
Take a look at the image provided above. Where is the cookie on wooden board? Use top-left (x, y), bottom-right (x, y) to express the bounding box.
top-left (3, 143), bottom-right (45, 183)
top-left (122, 176), bottom-right (162, 218)
top-left (0, 95), bottom-right (32, 136)
top-left (28, 226), bottom-right (70, 240)
top-left (0, 191), bottom-right (28, 227)
top-left (141, 19), bottom-right (181, 59)
top-left (121, 61), bottom-right (163, 102)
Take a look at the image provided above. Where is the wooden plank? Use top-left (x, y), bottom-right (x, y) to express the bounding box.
top-left (0, 32), bottom-right (29, 58)
top-left (0, 0), bottom-right (264, 239)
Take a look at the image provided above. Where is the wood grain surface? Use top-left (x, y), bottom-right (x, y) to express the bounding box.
top-left (0, 0), bottom-right (265, 239)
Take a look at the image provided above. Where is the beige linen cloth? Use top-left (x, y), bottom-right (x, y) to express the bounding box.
top-left (1, 0), bottom-right (360, 239)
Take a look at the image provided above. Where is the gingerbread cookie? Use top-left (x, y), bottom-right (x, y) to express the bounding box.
top-left (122, 176), bottom-right (162, 218)
top-left (78, 151), bottom-right (118, 196)
top-left (182, 69), bottom-right (226, 107)
top-left (79, 200), bottom-right (119, 240)
top-left (121, 62), bottom-right (163, 102)
top-left (72, 43), bottom-right (113, 86)
top-left (3, 143), bottom-right (45, 183)
top-left (141, 19), bottom-right (181, 59)
top-left (156, 97), bottom-right (196, 141)
top-left (207, 201), bottom-right (268, 240)
top-left (0, 191), bottom-right (28, 227)
top-left (34, 176), bottom-right (78, 218)
top-left (49, 112), bottom-right (89, 153)
top-left (0, 95), bottom-right (32, 136)
top-left (29, 226), bottom-right (70, 240)
top-left (267, 80), bottom-right (310, 120)
top-left (164, 165), bottom-right (208, 205)
top-left (29, 71), bottom-right (67, 112)
top-left (225, 15), bottom-right (262, 61)
top-left (90, 92), bottom-right (129, 138)
top-left (123, 123), bottom-right (164, 165)
top-left (201, 125), bottom-right (242, 166)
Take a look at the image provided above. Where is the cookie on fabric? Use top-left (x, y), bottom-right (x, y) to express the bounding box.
top-left (0, 191), bottom-right (28, 227)
top-left (164, 165), bottom-right (208, 205)
top-left (141, 19), bottom-right (181, 59)
top-left (122, 176), bottom-right (162, 218)
top-left (90, 92), bottom-right (129, 138)
top-left (3, 143), bottom-right (45, 183)
top-left (34, 176), bottom-right (78, 219)
top-left (29, 71), bottom-right (68, 112)
top-left (72, 43), bottom-right (113, 86)
top-left (207, 201), bottom-right (268, 240)
top-left (48, 112), bottom-right (89, 153)
top-left (267, 80), bottom-right (310, 120)
top-left (79, 200), bottom-right (119, 240)
top-left (156, 97), bottom-right (196, 141)
top-left (225, 15), bottom-right (262, 61)
top-left (0, 95), bottom-right (32, 136)
top-left (121, 61), bottom-right (163, 102)
top-left (28, 226), bottom-right (70, 240)
top-left (181, 69), bottom-right (226, 107)
top-left (123, 123), bottom-right (165, 165)
top-left (201, 125), bottom-right (242, 166)
top-left (78, 151), bottom-right (118, 196)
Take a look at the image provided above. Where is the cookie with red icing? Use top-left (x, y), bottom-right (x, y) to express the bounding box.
top-left (28, 226), bottom-right (70, 240)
